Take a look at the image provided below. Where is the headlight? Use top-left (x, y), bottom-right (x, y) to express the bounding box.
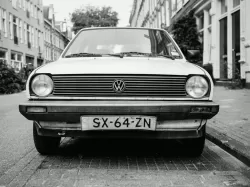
top-left (31, 74), bottom-right (53, 97)
top-left (186, 76), bottom-right (209, 98)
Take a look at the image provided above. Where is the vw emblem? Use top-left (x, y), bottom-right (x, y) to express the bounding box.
top-left (113, 80), bottom-right (126, 93)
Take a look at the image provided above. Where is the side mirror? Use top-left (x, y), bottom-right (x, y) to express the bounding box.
top-left (186, 50), bottom-right (201, 60)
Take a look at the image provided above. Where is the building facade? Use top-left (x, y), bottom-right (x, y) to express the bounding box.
top-left (130, 0), bottom-right (250, 87)
top-left (0, 0), bottom-right (44, 72)
top-left (43, 5), bottom-right (70, 63)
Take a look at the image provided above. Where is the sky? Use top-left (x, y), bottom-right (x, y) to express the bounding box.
top-left (43, 0), bottom-right (134, 27)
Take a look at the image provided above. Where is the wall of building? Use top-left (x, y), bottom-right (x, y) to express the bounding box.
top-left (130, 0), bottom-right (250, 86)
top-left (43, 5), bottom-right (69, 63)
top-left (0, 0), bottom-right (44, 72)
top-left (240, 0), bottom-right (250, 87)
top-left (130, 0), bottom-right (191, 29)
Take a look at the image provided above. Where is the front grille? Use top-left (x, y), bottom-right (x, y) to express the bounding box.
top-left (52, 75), bottom-right (188, 97)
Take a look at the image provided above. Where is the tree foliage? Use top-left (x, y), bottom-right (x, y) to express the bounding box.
top-left (71, 6), bottom-right (119, 34)
top-left (171, 10), bottom-right (202, 59)
top-left (0, 60), bottom-right (25, 94)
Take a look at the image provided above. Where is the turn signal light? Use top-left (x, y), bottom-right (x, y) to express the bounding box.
top-left (190, 107), bottom-right (211, 113)
top-left (27, 107), bottom-right (47, 113)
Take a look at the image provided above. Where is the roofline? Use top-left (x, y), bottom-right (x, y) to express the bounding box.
top-left (44, 19), bottom-right (52, 26)
top-left (78, 27), bottom-right (168, 32)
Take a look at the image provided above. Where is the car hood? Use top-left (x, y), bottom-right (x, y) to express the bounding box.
top-left (36, 57), bottom-right (205, 75)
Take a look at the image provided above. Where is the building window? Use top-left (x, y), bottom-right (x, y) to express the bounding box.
top-left (220, 17), bottom-right (228, 79)
top-left (172, 0), bottom-right (177, 16)
top-left (24, 22), bottom-right (27, 44)
top-left (38, 31), bottom-right (42, 51)
top-left (12, 0), bottom-right (17, 9)
top-left (233, 0), bottom-right (240, 8)
top-left (0, 49), bottom-right (7, 64)
top-left (9, 13), bottom-right (13, 40)
top-left (198, 14), bottom-right (204, 30)
top-left (35, 29), bottom-right (37, 48)
top-left (44, 28), bottom-right (46, 41)
top-left (221, 0), bottom-right (228, 14)
top-left (52, 49), bottom-right (54, 61)
top-left (31, 27), bottom-right (34, 47)
top-left (26, 0), bottom-right (30, 18)
top-left (46, 47), bottom-right (48, 60)
top-left (49, 31), bottom-right (51, 43)
top-left (209, 9), bottom-right (212, 25)
top-left (21, 0), bottom-right (25, 11)
top-left (19, 19), bottom-right (22, 43)
top-left (23, 0), bottom-right (25, 11)
top-left (177, 0), bottom-right (183, 11)
top-left (13, 16), bottom-right (19, 45)
top-left (18, 0), bottom-right (22, 8)
top-left (34, 7), bottom-right (37, 19)
top-left (165, 1), bottom-right (170, 27)
top-left (27, 24), bottom-right (31, 48)
top-left (30, 3), bottom-right (33, 17)
top-left (11, 52), bottom-right (23, 72)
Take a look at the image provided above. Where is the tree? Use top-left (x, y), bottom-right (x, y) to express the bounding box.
top-left (0, 60), bottom-right (25, 94)
top-left (71, 6), bottom-right (119, 34)
top-left (171, 10), bottom-right (202, 61)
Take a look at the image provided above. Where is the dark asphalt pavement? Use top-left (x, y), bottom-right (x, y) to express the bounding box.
top-left (0, 92), bottom-right (249, 187)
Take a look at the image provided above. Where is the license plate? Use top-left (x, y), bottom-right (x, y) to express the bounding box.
top-left (81, 116), bottom-right (156, 131)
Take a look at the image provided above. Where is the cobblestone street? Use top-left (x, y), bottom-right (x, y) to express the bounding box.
top-left (0, 92), bottom-right (250, 187)
top-left (1, 138), bottom-right (250, 187)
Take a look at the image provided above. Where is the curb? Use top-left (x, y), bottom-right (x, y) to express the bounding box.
top-left (206, 126), bottom-right (250, 167)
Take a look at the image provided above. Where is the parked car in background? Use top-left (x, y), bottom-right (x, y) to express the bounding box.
top-left (19, 27), bottom-right (219, 156)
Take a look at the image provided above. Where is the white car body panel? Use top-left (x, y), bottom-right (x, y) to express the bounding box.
top-left (35, 57), bottom-right (205, 75)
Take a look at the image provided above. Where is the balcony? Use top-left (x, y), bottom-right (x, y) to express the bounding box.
top-left (14, 36), bottom-right (18, 45)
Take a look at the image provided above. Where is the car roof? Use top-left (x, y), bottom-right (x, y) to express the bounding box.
top-left (79, 27), bottom-right (166, 32)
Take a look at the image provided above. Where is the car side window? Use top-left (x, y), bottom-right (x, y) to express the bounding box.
top-left (162, 32), bottom-right (182, 58)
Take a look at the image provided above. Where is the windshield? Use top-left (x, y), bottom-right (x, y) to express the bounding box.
top-left (63, 28), bottom-right (182, 58)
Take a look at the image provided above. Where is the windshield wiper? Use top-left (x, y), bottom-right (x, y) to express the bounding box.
top-left (112, 52), bottom-right (175, 60)
top-left (103, 54), bottom-right (124, 58)
top-left (151, 54), bottom-right (175, 60)
top-left (117, 52), bottom-right (151, 57)
top-left (64, 53), bottom-right (102, 58)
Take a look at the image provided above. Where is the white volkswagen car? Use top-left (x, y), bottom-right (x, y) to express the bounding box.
top-left (19, 28), bottom-right (219, 156)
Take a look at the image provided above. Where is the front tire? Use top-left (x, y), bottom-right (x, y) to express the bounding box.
top-left (183, 135), bottom-right (205, 157)
top-left (33, 123), bottom-right (61, 155)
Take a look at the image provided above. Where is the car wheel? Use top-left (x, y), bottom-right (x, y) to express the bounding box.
top-left (183, 134), bottom-right (205, 157)
top-left (33, 124), bottom-right (61, 155)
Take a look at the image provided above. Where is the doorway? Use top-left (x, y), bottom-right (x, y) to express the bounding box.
top-left (232, 10), bottom-right (240, 79)
top-left (219, 17), bottom-right (228, 79)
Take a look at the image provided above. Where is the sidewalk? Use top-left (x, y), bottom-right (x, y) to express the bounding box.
top-left (206, 86), bottom-right (250, 166)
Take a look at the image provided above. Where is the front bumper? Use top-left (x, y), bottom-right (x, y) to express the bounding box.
top-left (20, 100), bottom-right (219, 139)
top-left (19, 100), bottom-right (219, 122)
top-left (34, 121), bottom-right (206, 139)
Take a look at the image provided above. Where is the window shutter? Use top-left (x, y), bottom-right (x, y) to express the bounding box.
top-left (24, 22), bottom-right (27, 44)
top-left (10, 14), bottom-right (13, 39)
top-left (32, 27), bottom-right (35, 47)
top-left (20, 20), bottom-right (22, 43)
top-left (0, 8), bottom-right (2, 31)
top-left (16, 17), bottom-right (19, 38)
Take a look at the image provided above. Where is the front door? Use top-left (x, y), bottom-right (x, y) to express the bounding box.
top-left (232, 10), bottom-right (240, 79)
top-left (220, 17), bottom-right (228, 79)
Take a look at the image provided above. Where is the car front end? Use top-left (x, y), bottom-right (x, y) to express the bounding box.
top-left (19, 28), bottom-right (219, 155)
